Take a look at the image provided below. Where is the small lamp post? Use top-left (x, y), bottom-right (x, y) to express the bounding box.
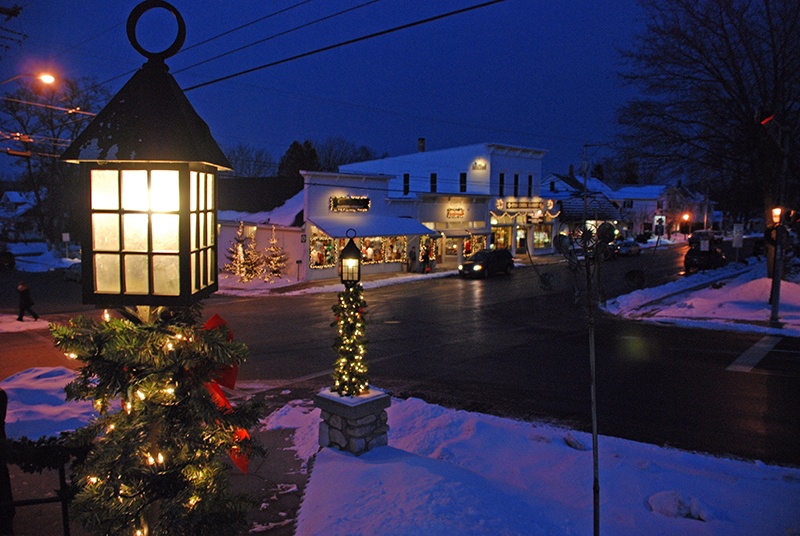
top-left (61, 0), bottom-right (231, 310)
top-left (769, 207), bottom-right (784, 326)
top-left (340, 228), bottom-right (362, 284)
top-left (681, 212), bottom-right (691, 238)
top-left (315, 227), bottom-right (391, 455)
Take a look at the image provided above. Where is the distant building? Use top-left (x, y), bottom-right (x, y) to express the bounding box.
top-left (0, 191), bottom-right (39, 240)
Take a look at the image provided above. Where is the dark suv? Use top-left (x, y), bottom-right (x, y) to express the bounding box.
top-left (684, 231), bottom-right (727, 273)
top-left (458, 249), bottom-right (514, 277)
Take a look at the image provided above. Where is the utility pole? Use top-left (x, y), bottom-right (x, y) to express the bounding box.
top-left (761, 115), bottom-right (790, 328)
top-left (581, 143), bottom-right (601, 536)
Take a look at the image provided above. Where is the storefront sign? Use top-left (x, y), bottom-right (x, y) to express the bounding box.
top-left (505, 201), bottom-right (543, 210)
top-left (330, 196), bottom-right (370, 212)
top-left (446, 207), bottom-right (465, 219)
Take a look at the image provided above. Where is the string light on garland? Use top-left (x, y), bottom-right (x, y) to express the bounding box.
top-left (331, 230), bottom-right (370, 396)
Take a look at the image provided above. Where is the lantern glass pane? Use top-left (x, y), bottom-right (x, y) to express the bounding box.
top-left (121, 170), bottom-right (149, 211)
top-left (153, 255), bottom-right (180, 295)
top-left (199, 213), bottom-right (206, 247)
top-left (91, 169), bottom-right (119, 210)
top-left (92, 214), bottom-right (120, 251)
top-left (191, 252), bottom-right (198, 292)
top-left (190, 171), bottom-right (198, 212)
top-left (94, 254), bottom-right (120, 293)
top-left (190, 213), bottom-right (197, 251)
top-left (124, 254), bottom-right (149, 294)
top-left (342, 258), bottom-right (359, 281)
top-left (122, 214), bottom-right (148, 252)
top-left (198, 173), bottom-right (206, 211)
top-left (152, 214), bottom-right (180, 252)
top-left (207, 213), bottom-right (215, 246)
top-left (206, 173), bottom-right (214, 209)
top-left (150, 170), bottom-right (180, 212)
top-left (207, 249), bottom-right (215, 284)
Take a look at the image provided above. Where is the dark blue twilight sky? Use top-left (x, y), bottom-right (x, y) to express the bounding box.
top-left (1, 0), bottom-right (645, 176)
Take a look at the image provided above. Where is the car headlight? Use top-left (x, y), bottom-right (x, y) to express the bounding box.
top-left (473, 265), bottom-right (483, 271)
top-left (458, 264), bottom-right (464, 270)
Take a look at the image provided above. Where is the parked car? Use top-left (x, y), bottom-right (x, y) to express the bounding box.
top-left (616, 238), bottom-right (642, 256)
top-left (63, 262), bottom-right (82, 282)
top-left (0, 250), bottom-right (14, 270)
top-left (458, 249), bottom-right (514, 277)
top-left (684, 244), bottom-right (728, 273)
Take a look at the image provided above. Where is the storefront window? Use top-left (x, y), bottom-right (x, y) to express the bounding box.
top-left (309, 226), bottom-right (408, 269)
top-left (361, 237), bottom-right (382, 263)
top-left (492, 227), bottom-right (511, 249)
top-left (465, 235), bottom-right (486, 255)
top-left (309, 226), bottom-right (336, 268)
top-left (533, 223), bottom-right (552, 249)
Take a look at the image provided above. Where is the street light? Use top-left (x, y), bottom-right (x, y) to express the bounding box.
top-left (61, 0), bottom-right (230, 309)
top-left (0, 73), bottom-right (55, 86)
top-left (340, 229), bottom-right (362, 284)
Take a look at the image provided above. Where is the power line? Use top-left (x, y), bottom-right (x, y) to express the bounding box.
top-left (173, 0), bottom-right (381, 76)
top-left (179, 0), bottom-right (313, 54)
top-left (184, 0), bottom-right (506, 92)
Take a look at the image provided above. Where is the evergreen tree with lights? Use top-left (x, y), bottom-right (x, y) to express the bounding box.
top-left (223, 221), bottom-right (265, 283)
top-left (52, 306), bottom-right (262, 536)
top-left (331, 282), bottom-right (369, 396)
top-left (263, 225), bottom-right (288, 283)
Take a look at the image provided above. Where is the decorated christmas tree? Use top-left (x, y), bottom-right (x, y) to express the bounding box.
top-left (263, 225), bottom-right (289, 283)
top-left (331, 282), bottom-right (369, 396)
top-left (223, 222), bottom-right (265, 283)
top-left (52, 306), bottom-right (262, 536)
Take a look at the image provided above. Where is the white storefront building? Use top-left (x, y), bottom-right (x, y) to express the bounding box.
top-left (339, 141), bottom-right (549, 261)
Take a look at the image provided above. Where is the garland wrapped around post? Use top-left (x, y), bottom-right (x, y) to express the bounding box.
top-left (331, 282), bottom-right (369, 396)
top-left (51, 305), bottom-right (263, 536)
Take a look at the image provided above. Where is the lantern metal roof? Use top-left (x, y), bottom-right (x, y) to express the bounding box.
top-left (61, 59), bottom-right (231, 169)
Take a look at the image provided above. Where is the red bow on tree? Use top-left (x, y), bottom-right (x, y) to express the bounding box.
top-left (202, 313), bottom-right (249, 474)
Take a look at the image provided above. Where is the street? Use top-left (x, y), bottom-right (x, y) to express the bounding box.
top-left (1, 242), bottom-right (798, 467)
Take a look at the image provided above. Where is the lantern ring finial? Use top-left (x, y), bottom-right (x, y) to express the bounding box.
top-left (346, 228), bottom-right (357, 239)
top-left (126, 0), bottom-right (186, 62)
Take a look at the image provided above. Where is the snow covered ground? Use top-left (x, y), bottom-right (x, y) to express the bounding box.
top-left (3, 240), bottom-right (800, 534)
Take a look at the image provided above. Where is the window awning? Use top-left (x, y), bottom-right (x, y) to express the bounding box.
top-left (308, 215), bottom-right (438, 238)
top-left (440, 228), bottom-right (490, 238)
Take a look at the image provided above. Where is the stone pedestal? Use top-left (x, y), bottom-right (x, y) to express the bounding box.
top-left (313, 388), bottom-right (390, 455)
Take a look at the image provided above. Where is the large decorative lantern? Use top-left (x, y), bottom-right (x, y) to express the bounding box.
top-left (61, 0), bottom-right (231, 307)
top-left (339, 228), bottom-right (362, 284)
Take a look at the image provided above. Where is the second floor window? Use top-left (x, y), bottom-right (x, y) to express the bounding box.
top-left (528, 175), bottom-right (533, 197)
top-left (623, 199), bottom-right (633, 209)
top-left (430, 173), bottom-right (437, 193)
top-left (499, 173), bottom-right (505, 197)
top-left (403, 173), bottom-right (410, 195)
top-left (459, 172), bottom-right (467, 193)
top-left (513, 174), bottom-right (519, 197)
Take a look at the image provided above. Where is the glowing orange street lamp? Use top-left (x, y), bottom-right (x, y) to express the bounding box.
top-left (0, 72), bottom-right (55, 86)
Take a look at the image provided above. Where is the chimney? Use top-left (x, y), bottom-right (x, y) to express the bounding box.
top-left (417, 137), bottom-right (426, 152)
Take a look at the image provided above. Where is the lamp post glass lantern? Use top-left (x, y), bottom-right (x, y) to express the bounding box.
top-left (61, 0), bottom-right (230, 307)
top-left (340, 229), bottom-right (361, 283)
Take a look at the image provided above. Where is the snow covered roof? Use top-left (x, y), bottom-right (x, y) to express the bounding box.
top-left (611, 185), bottom-right (667, 200)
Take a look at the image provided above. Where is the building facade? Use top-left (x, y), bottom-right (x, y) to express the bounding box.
top-left (340, 141), bottom-right (549, 259)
